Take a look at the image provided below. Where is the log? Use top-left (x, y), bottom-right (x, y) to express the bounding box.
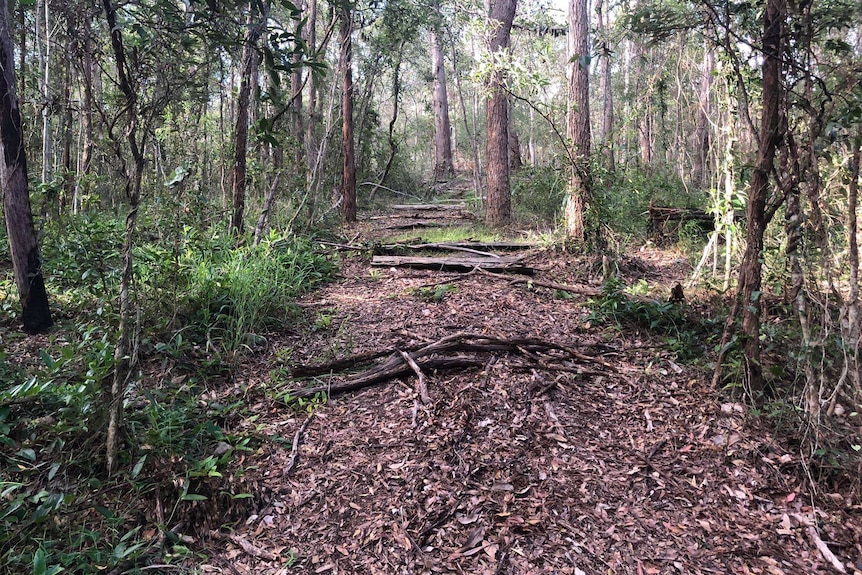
top-left (391, 203), bottom-right (467, 210)
top-left (371, 255), bottom-right (534, 275)
top-left (374, 241), bottom-right (537, 256)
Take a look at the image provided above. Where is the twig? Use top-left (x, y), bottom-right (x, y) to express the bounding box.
top-left (400, 350), bottom-right (431, 404)
top-left (284, 412), bottom-right (316, 476)
top-left (229, 535), bottom-right (278, 561)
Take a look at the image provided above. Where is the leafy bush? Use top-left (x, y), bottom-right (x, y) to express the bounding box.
top-left (512, 166), bottom-right (567, 224)
top-left (593, 166), bottom-right (706, 238)
top-left (587, 277), bottom-right (710, 361)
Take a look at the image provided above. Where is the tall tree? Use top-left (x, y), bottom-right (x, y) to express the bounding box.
top-left (339, 0), bottom-right (356, 223)
top-left (564, 0), bottom-right (591, 240)
top-left (484, 0), bottom-right (516, 227)
top-left (0, 0), bottom-right (52, 334)
top-left (430, 2), bottom-right (454, 181)
top-left (230, 6), bottom-right (265, 236)
top-left (596, 0), bottom-right (614, 172)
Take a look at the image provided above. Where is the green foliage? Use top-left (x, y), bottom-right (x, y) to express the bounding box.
top-left (587, 277), bottom-right (709, 361)
top-left (410, 283), bottom-right (457, 303)
top-left (593, 167), bottom-right (705, 239)
top-left (178, 231), bottom-right (336, 354)
top-left (512, 166), bottom-right (567, 224)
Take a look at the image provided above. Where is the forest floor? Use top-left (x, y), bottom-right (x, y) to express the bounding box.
top-left (200, 203), bottom-right (862, 575)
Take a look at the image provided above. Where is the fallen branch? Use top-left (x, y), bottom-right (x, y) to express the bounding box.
top-left (286, 332), bottom-right (616, 399)
top-left (229, 535), bottom-right (278, 561)
top-left (400, 350), bottom-right (431, 404)
top-left (284, 412), bottom-right (316, 476)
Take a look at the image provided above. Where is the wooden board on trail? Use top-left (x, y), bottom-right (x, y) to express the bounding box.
top-left (375, 241), bottom-right (537, 255)
top-left (390, 203), bottom-right (467, 210)
top-left (371, 255), bottom-right (534, 275)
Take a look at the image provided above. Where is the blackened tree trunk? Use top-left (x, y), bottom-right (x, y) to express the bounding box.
top-left (0, 0), bottom-right (52, 335)
top-left (339, 2), bottom-right (356, 223)
top-left (564, 0), bottom-right (591, 241)
top-left (430, 10), bottom-right (454, 181)
top-left (230, 7), bottom-right (263, 236)
top-left (484, 0), bottom-right (516, 227)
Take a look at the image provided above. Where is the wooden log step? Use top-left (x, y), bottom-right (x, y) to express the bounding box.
top-left (371, 255), bottom-right (534, 275)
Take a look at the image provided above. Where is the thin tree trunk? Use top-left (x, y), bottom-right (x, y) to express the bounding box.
top-left (102, 0), bottom-right (147, 474)
top-left (564, 0), bottom-right (591, 240)
top-left (452, 36), bottom-right (481, 196)
top-left (597, 0), bottom-right (614, 172)
top-left (60, 32), bottom-right (73, 211)
top-left (508, 99), bottom-right (522, 171)
top-left (376, 49), bottom-right (403, 191)
top-left (430, 11), bottom-right (454, 181)
top-left (0, 0), bottom-right (52, 335)
top-left (290, 0), bottom-right (304, 171)
top-left (339, 4), bottom-right (356, 223)
top-left (724, 0), bottom-right (784, 397)
top-left (484, 0), bottom-right (516, 227)
top-left (39, 0), bottom-right (51, 185)
top-left (230, 8), bottom-right (264, 236)
top-left (693, 49), bottom-right (714, 187)
top-left (76, 12), bottom-right (96, 212)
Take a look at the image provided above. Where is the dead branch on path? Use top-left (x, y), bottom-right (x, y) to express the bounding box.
top-left (284, 412), bottom-right (316, 476)
top-left (286, 332), bottom-right (616, 400)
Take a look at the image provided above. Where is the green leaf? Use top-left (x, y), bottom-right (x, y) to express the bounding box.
top-left (180, 493), bottom-right (207, 501)
top-left (95, 505), bottom-right (116, 519)
top-left (33, 548), bottom-right (46, 575)
top-left (18, 448), bottom-right (36, 462)
top-left (131, 455), bottom-right (147, 479)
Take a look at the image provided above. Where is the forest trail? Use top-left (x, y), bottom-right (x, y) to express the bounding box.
top-left (202, 205), bottom-right (861, 575)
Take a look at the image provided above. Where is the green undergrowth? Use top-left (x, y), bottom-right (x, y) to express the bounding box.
top-left (0, 212), bottom-right (337, 573)
top-left (587, 277), bottom-right (715, 362)
top-left (382, 225), bottom-right (505, 245)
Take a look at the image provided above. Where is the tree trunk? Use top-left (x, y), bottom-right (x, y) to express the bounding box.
top-left (508, 99), bottom-right (522, 171)
top-left (290, 0), bottom-right (304, 171)
top-left (339, 4), bottom-right (356, 223)
top-left (39, 0), bottom-right (51, 185)
top-left (564, 0), bottom-right (591, 241)
top-left (102, 0), bottom-right (149, 474)
top-left (430, 13), bottom-right (454, 181)
top-left (597, 0), bottom-right (614, 172)
top-left (230, 8), bottom-right (263, 236)
top-left (692, 49), bottom-right (714, 188)
top-left (484, 0), bottom-right (516, 227)
top-left (0, 0), bottom-right (52, 335)
top-left (737, 0), bottom-right (784, 396)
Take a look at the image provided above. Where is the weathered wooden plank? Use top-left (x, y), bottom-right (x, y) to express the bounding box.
top-left (371, 255), bottom-right (534, 275)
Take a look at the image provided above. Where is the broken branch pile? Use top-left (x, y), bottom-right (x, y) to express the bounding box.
top-left (286, 332), bottom-right (613, 400)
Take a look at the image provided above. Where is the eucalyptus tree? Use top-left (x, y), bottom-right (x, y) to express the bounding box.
top-left (430, 0), bottom-right (454, 181)
top-left (0, 0), bottom-right (52, 335)
top-left (564, 0), bottom-right (590, 240)
top-left (485, 0), bottom-right (517, 226)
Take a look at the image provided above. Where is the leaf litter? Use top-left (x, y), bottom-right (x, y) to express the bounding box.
top-left (201, 228), bottom-right (862, 574)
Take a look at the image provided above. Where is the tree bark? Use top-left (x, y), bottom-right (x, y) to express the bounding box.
top-left (596, 0), bottom-right (614, 172)
top-left (508, 99), bottom-right (522, 171)
top-left (102, 0), bottom-right (148, 474)
top-left (430, 11), bottom-right (454, 181)
top-left (564, 0), bottom-right (591, 241)
top-left (339, 3), bottom-right (356, 223)
top-left (692, 49), bottom-right (714, 188)
top-left (484, 0), bottom-right (516, 227)
top-left (737, 0), bottom-right (784, 396)
top-left (0, 0), bottom-right (52, 335)
top-left (230, 7), bottom-right (263, 236)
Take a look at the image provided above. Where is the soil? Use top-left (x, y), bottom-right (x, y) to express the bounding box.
top-left (199, 206), bottom-right (862, 575)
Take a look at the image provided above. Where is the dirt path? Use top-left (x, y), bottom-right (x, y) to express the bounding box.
top-left (202, 216), bottom-right (861, 574)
